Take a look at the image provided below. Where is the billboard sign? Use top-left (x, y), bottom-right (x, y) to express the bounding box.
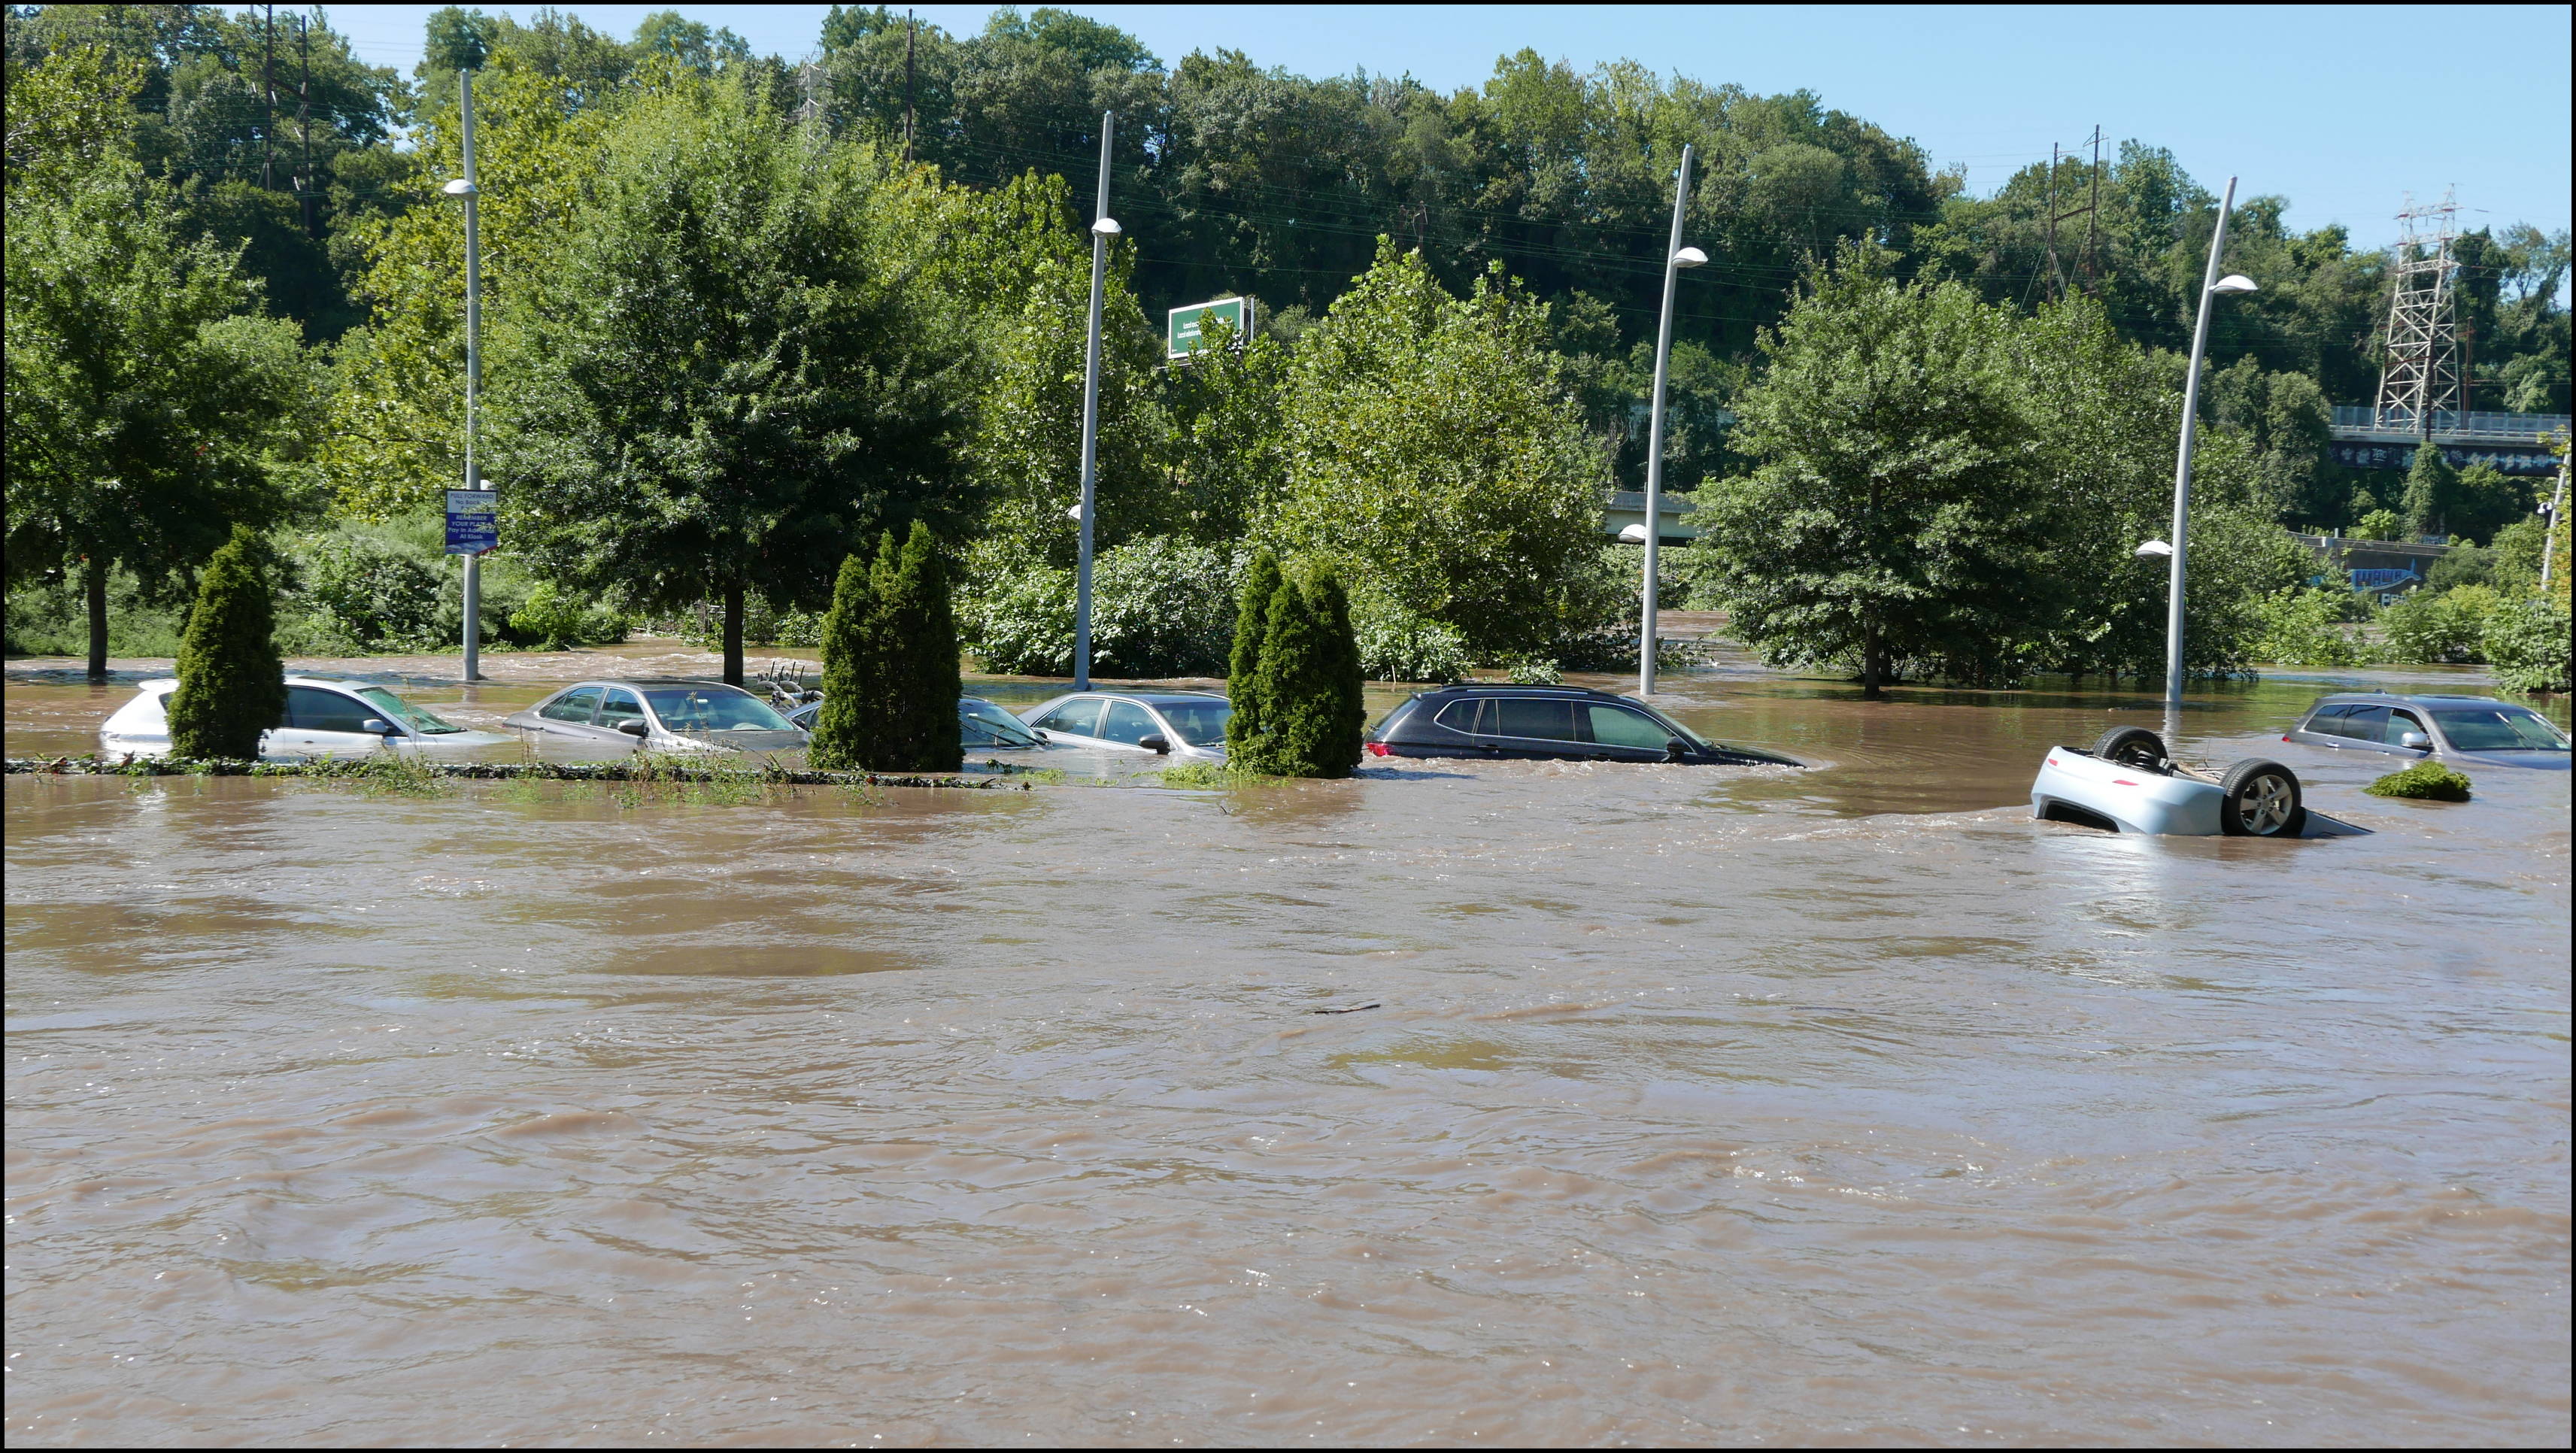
top-left (1167, 296), bottom-right (1255, 359)
top-left (445, 489), bottom-right (498, 555)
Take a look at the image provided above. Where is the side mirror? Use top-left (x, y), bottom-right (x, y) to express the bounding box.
top-left (2398, 730), bottom-right (2429, 750)
top-left (1665, 738), bottom-right (1689, 761)
top-left (361, 717), bottom-right (398, 736)
top-left (1031, 729), bottom-right (1050, 744)
top-left (616, 720), bottom-right (648, 738)
top-left (1139, 733), bottom-right (1172, 755)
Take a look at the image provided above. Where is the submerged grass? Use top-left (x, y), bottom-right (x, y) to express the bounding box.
top-left (2365, 760), bottom-right (2474, 802)
top-left (1152, 761), bottom-right (1294, 789)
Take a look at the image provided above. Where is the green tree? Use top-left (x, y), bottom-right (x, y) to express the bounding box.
top-left (1244, 560), bottom-right (1362, 777)
top-left (877, 520), bottom-right (962, 772)
top-left (2400, 444), bottom-right (2457, 538)
top-left (492, 74), bottom-right (967, 685)
top-left (1695, 253), bottom-right (2040, 695)
top-left (1224, 549), bottom-right (1283, 760)
top-left (2444, 462), bottom-right (2533, 547)
top-left (2485, 593), bottom-right (2571, 693)
top-left (164, 527), bottom-right (286, 760)
top-left (5, 45), bottom-right (309, 680)
top-left (1270, 241), bottom-right (1609, 661)
top-left (808, 545), bottom-right (884, 771)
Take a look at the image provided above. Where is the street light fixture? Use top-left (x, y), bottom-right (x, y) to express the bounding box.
top-left (1073, 112), bottom-right (1116, 692)
top-left (2135, 539), bottom-right (2173, 559)
top-left (1638, 144), bottom-right (1700, 699)
top-left (2161, 176), bottom-right (2254, 722)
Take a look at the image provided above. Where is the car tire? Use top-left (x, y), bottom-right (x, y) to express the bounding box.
top-left (2092, 726), bottom-right (2168, 772)
top-left (2219, 758), bottom-right (2305, 837)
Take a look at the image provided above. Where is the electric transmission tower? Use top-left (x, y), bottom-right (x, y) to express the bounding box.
top-left (2374, 188), bottom-right (2462, 437)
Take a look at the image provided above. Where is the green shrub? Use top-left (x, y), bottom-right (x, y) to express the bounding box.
top-left (165, 527), bottom-right (285, 759)
top-left (808, 548), bottom-right (882, 772)
top-left (812, 524), bottom-right (960, 773)
top-left (2251, 586), bottom-right (2376, 666)
top-left (1505, 657), bottom-right (1564, 684)
top-left (961, 535), bottom-right (1236, 678)
top-left (507, 581), bottom-right (629, 650)
top-left (1237, 561), bottom-right (1363, 778)
top-left (2380, 584), bottom-right (2499, 664)
top-left (2356, 508), bottom-right (2403, 541)
top-left (1225, 551), bottom-right (1282, 760)
top-left (296, 534), bottom-right (447, 650)
top-left (2365, 760), bottom-right (2472, 801)
top-left (1349, 587), bottom-right (1470, 682)
top-left (2485, 594), bottom-right (2571, 693)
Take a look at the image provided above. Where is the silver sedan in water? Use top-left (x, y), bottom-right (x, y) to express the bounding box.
top-left (505, 678), bottom-right (809, 755)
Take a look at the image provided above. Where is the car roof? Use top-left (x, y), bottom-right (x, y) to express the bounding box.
top-left (551, 677), bottom-right (746, 690)
top-left (1052, 689), bottom-right (1229, 704)
top-left (1409, 683), bottom-right (1631, 701)
top-left (2310, 692), bottom-right (2521, 708)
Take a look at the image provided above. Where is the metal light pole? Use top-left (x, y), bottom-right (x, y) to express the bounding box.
top-left (2162, 174), bottom-right (2256, 717)
top-left (1638, 144), bottom-right (1707, 698)
top-left (443, 69), bottom-right (485, 682)
top-left (1073, 111), bottom-right (1118, 691)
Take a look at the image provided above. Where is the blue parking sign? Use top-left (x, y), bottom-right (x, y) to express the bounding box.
top-left (445, 489), bottom-right (498, 555)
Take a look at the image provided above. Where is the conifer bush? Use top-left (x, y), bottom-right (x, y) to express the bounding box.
top-left (165, 526), bottom-right (286, 760)
top-left (808, 546), bottom-right (883, 772)
top-left (809, 523), bottom-right (961, 773)
top-left (1225, 551), bottom-right (1284, 763)
top-left (1239, 559), bottom-right (1364, 778)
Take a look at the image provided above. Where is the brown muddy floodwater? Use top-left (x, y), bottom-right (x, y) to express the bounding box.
top-left (5, 642), bottom-right (2569, 1446)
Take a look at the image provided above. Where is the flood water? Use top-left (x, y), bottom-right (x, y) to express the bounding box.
top-left (7, 642), bottom-right (2568, 1446)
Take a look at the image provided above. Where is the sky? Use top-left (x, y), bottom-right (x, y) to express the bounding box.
top-left (324, 4), bottom-right (2573, 252)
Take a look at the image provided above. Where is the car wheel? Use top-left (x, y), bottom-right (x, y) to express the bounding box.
top-left (2091, 726), bottom-right (2168, 772)
top-left (2219, 758), bottom-right (2305, 837)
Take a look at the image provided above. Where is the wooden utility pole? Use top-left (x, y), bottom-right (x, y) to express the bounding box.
top-left (2044, 143), bottom-right (2067, 302)
top-left (2083, 126), bottom-right (2102, 289)
top-left (296, 11), bottom-right (316, 235)
top-left (260, 4), bottom-right (276, 188)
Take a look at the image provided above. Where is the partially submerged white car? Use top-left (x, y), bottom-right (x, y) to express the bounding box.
top-left (99, 677), bottom-right (514, 762)
top-left (2031, 726), bottom-right (2330, 838)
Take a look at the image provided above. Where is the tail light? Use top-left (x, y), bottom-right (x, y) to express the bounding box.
top-left (1365, 741), bottom-right (1391, 757)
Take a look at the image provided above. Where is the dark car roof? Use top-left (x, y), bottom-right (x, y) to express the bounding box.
top-left (1409, 683), bottom-right (1637, 702)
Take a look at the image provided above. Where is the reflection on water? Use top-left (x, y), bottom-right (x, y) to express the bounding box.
top-left (5, 643), bottom-right (2568, 1445)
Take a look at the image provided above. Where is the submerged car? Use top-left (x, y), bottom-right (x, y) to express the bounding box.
top-left (784, 694), bottom-right (1047, 751)
top-left (1019, 690), bottom-right (1233, 760)
top-left (99, 676), bottom-right (514, 761)
top-left (1362, 684), bottom-right (1800, 766)
top-left (2031, 726), bottom-right (2326, 837)
top-left (2284, 693), bottom-right (2569, 770)
top-left (505, 678), bottom-right (807, 754)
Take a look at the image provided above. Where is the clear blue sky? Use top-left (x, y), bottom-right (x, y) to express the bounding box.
top-left (327, 4), bottom-right (2572, 252)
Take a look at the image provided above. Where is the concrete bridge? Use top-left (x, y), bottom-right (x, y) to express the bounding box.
top-left (2329, 407), bottom-right (2568, 476)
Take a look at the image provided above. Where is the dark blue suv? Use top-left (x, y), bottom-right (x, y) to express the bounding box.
top-left (1363, 684), bottom-right (1800, 767)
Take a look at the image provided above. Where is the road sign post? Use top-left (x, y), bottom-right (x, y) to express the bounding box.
top-left (1167, 296), bottom-right (1255, 359)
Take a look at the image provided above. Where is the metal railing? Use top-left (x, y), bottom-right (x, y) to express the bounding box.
top-left (2330, 405), bottom-right (2570, 441)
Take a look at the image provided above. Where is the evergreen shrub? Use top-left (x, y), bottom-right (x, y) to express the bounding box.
top-left (1236, 558), bottom-right (1363, 778)
top-left (812, 523), bottom-right (962, 772)
top-left (810, 546), bottom-right (884, 772)
top-left (1225, 551), bottom-right (1283, 760)
top-left (165, 526), bottom-right (286, 759)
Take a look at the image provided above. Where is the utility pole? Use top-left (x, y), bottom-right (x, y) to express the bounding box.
top-left (260, 4), bottom-right (276, 189)
top-left (903, 11), bottom-right (916, 164)
top-left (453, 70), bottom-right (486, 682)
top-left (2044, 143), bottom-right (2064, 302)
top-left (1639, 144), bottom-right (1704, 698)
top-left (2542, 443), bottom-right (2568, 590)
top-left (296, 12), bottom-right (315, 236)
top-left (2163, 177), bottom-right (2254, 717)
top-left (2083, 126), bottom-right (2102, 290)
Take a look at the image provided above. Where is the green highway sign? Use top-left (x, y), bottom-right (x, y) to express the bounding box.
top-left (1167, 296), bottom-right (1255, 359)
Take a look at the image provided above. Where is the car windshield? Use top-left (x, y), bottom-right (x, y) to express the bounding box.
top-left (962, 699), bottom-right (1041, 746)
top-left (357, 687), bottom-right (463, 735)
top-left (1636, 703), bottom-right (1712, 750)
top-left (643, 687), bottom-right (793, 733)
top-left (2429, 707), bottom-right (2569, 752)
top-left (1152, 700), bottom-right (1233, 746)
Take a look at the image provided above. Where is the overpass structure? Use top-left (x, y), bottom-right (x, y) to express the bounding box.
top-left (2328, 407), bottom-right (2568, 477)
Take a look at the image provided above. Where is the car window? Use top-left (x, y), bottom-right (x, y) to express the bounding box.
top-left (1154, 700), bottom-right (1233, 746)
top-left (1588, 704), bottom-right (1673, 751)
top-left (358, 687), bottom-right (460, 735)
top-left (1034, 699), bottom-right (1104, 737)
top-left (1486, 699), bottom-right (1578, 741)
top-left (1098, 700), bottom-right (1160, 745)
top-left (539, 687), bottom-right (602, 723)
top-left (596, 689), bottom-right (645, 730)
top-left (960, 699), bottom-right (1041, 748)
top-left (2388, 708), bottom-right (2429, 744)
top-left (288, 686), bottom-right (375, 733)
top-left (2429, 707), bottom-right (2569, 751)
top-left (1431, 699), bottom-right (1482, 734)
top-left (643, 687), bottom-right (793, 732)
top-left (2300, 704), bottom-right (2351, 733)
top-left (2332, 705), bottom-right (2390, 741)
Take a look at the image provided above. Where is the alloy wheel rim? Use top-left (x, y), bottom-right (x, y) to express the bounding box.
top-left (2242, 775), bottom-right (2293, 833)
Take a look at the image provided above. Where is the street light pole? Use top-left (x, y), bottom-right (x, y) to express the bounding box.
top-left (1073, 111), bottom-right (1117, 692)
top-left (2163, 174), bottom-right (2248, 718)
top-left (454, 69), bottom-right (485, 682)
top-left (1640, 144), bottom-right (1703, 698)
